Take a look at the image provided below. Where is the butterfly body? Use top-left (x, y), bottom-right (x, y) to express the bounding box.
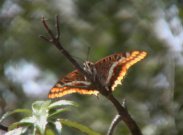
top-left (48, 51), bottom-right (147, 99)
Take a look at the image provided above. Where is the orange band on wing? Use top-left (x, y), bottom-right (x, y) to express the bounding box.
top-left (48, 87), bottom-right (99, 98)
top-left (111, 51), bottom-right (147, 90)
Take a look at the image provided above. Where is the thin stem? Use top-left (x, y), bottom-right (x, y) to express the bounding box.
top-left (107, 94), bottom-right (142, 135)
top-left (40, 16), bottom-right (87, 78)
top-left (41, 16), bottom-right (55, 40)
top-left (107, 115), bottom-right (122, 135)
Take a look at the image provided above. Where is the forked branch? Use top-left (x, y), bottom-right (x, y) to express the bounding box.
top-left (107, 94), bottom-right (142, 135)
top-left (40, 16), bottom-right (143, 135)
top-left (107, 99), bottom-right (127, 135)
top-left (40, 16), bottom-right (87, 78)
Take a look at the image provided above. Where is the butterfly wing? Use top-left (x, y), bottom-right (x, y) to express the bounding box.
top-left (94, 52), bottom-right (126, 84)
top-left (94, 51), bottom-right (147, 90)
top-left (48, 70), bottom-right (99, 98)
top-left (110, 51), bottom-right (147, 90)
top-left (48, 51), bottom-right (147, 98)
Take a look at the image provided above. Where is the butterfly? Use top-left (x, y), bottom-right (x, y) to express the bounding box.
top-left (48, 51), bottom-right (147, 98)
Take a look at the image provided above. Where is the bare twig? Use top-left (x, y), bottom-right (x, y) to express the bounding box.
top-left (39, 35), bottom-right (50, 42)
top-left (41, 17), bottom-right (55, 40)
top-left (40, 16), bottom-right (143, 135)
top-left (107, 99), bottom-right (127, 135)
top-left (107, 94), bottom-right (142, 135)
top-left (122, 98), bottom-right (127, 109)
top-left (107, 115), bottom-right (122, 135)
top-left (40, 16), bottom-right (87, 78)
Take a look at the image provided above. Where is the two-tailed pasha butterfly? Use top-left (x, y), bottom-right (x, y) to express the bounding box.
top-left (48, 51), bottom-right (147, 98)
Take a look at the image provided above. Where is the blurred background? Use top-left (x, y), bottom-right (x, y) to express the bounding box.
top-left (0, 0), bottom-right (183, 134)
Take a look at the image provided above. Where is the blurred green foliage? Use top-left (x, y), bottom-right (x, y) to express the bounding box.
top-left (0, 0), bottom-right (182, 134)
top-left (0, 100), bottom-right (98, 135)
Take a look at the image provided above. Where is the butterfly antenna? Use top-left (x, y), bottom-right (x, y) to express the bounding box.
top-left (86, 46), bottom-right (91, 61)
top-left (79, 39), bottom-right (92, 61)
top-left (71, 54), bottom-right (85, 65)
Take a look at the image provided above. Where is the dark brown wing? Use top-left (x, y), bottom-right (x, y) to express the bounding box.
top-left (48, 70), bottom-right (98, 98)
top-left (94, 51), bottom-right (147, 90)
top-left (94, 52), bottom-right (126, 84)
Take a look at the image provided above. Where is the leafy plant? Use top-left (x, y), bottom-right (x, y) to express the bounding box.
top-left (0, 100), bottom-right (100, 135)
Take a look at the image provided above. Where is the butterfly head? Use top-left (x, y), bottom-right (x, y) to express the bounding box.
top-left (83, 61), bottom-right (95, 73)
top-left (83, 61), bottom-right (94, 68)
top-left (83, 61), bottom-right (97, 81)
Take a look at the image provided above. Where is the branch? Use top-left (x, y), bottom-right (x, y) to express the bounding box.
top-left (107, 115), bottom-right (122, 135)
top-left (40, 16), bottom-right (86, 77)
top-left (107, 94), bottom-right (142, 135)
top-left (40, 16), bottom-right (143, 135)
top-left (107, 99), bottom-right (127, 135)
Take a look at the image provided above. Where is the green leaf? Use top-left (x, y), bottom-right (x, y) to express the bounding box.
top-left (5, 127), bottom-right (27, 135)
top-left (32, 100), bottom-right (51, 113)
top-left (0, 109), bottom-right (31, 123)
top-left (48, 100), bottom-right (77, 109)
top-left (9, 121), bottom-right (32, 130)
top-left (60, 119), bottom-right (101, 135)
top-left (48, 108), bottom-right (69, 119)
top-left (31, 100), bottom-right (51, 135)
top-left (20, 116), bottom-right (35, 123)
